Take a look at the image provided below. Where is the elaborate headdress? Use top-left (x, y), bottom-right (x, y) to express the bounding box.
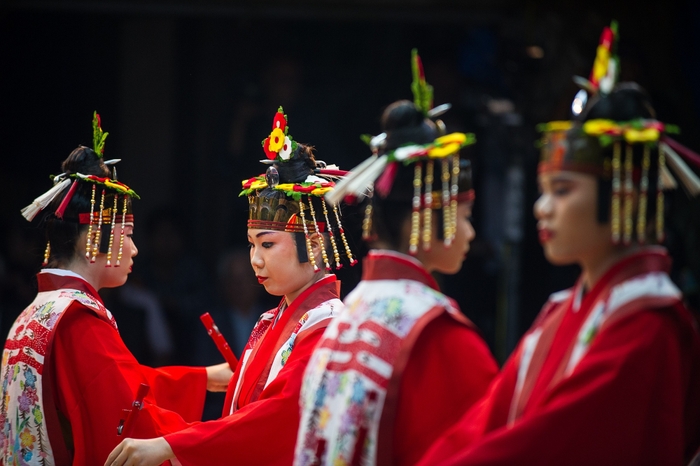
top-left (538, 22), bottom-right (700, 245)
top-left (326, 49), bottom-right (477, 255)
top-left (22, 112), bottom-right (140, 266)
top-left (240, 107), bottom-right (356, 271)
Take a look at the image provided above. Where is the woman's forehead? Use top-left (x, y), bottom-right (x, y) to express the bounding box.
top-left (247, 228), bottom-right (285, 239)
top-left (538, 170), bottom-right (593, 183)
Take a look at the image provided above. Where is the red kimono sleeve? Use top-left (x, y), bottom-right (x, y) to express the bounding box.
top-left (419, 309), bottom-right (699, 466)
top-left (164, 327), bottom-right (326, 466)
top-left (393, 314), bottom-right (499, 465)
top-left (51, 304), bottom-right (207, 466)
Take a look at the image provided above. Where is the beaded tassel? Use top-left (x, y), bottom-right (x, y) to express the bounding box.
top-left (91, 189), bottom-right (106, 263)
top-left (422, 161), bottom-right (434, 251)
top-left (611, 142), bottom-right (622, 244)
top-left (361, 202), bottom-right (373, 241)
top-left (85, 184), bottom-right (96, 259)
top-left (308, 197), bottom-right (331, 270)
top-left (656, 146), bottom-right (666, 243)
top-left (441, 159), bottom-right (451, 246)
top-left (409, 163), bottom-right (423, 255)
top-left (322, 200), bottom-right (342, 269)
top-left (622, 145), bottom-right (634, 245)
top-left (43, 241), bottom-right (51, 267)
top-left (333, 204), bottom-right (356, 265)
top-left (299, 200), bottom-right (319, 272)
top-left (637, 145), bottom-right (651, 244)
top-left (116, 196), bottom-right (128, 266)
top-left (447, 154), bottom-right (460, 246)
top-left (106, 195), bottom-right (118, 267)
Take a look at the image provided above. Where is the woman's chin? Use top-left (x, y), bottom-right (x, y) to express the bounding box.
top-left (543, 248), bottom-right (575, 266)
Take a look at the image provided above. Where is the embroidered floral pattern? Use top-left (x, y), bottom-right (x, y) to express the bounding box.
top-left (295, 278), bottom-right (458, 466)
top-left (1, 288), bottom-right (113, 465)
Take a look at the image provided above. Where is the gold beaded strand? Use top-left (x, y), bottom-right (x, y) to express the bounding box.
top-left (636, 145), bottom-right (651, 244)
top-left (308, 197), bottom-right (331, 270)
top-left (91, 189), bottom-right (106, 263)
top-left (43, 242), bottom-right (51, 267)
top-left (361, 202), bottom-right (373, 242)
top-left (333, 204), bottom-right (356, 265)
top-left (409, 163), bottom-right (422, 255)
top-left (85, 184), bottom-right (96, 259)
top-left (447, 154), bottom-right (460, 246)
top-left (106, 194), bottom-right (118, 267)
top-left (656, 146), bottom-right (665, 243)
top-left (299, 199), bottom-right (319, 272)
top-left (622, 144), bottom-right (634, 245)
top-left (611, 142), bottom-right (622, 244)
top-left (322, 200), bottom-right (342, 269)
top-left (441, 159), bottom-right (451, 246)
top-left (422, 161), bottom-right (434, 251)
top-left (116, 196), bottom-right (128, 266)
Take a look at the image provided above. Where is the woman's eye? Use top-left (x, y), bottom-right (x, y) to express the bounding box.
top-left (551, 183), bottom-right (572, 196)
top-left (247, 242), bottom-right (254, 249)
top-left (261, 242), bottom-right (274, 249)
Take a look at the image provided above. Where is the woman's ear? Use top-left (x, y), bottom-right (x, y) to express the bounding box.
top-left (308, 232), bottom-right (325, 264)
top-left (309, 232), bottom-right (323, 261)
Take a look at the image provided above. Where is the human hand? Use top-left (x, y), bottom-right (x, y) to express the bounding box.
top-left (104, 437), bottom-right (173, 466)
top-left (205, 362), bottom-right (233, 392)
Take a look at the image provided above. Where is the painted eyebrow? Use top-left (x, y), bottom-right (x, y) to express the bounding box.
top-left (548, 173), bottom-right (578, 183)
top-left (247, 231), bottom-right (278, 241)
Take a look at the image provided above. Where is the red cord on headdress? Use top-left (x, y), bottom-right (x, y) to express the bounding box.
top-left (374, 161), bottom-right (398, 198)
top-left (54, 180), bottom-right (79, 219)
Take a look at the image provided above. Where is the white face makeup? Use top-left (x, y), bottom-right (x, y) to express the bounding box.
top-left (247, 229), bottom-right (318, 301)
top-left (534, 171), bottom-right (613, 267)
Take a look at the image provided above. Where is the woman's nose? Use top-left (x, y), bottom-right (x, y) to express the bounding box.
top-left (250, 249), bottom-right (263, 269)
top-left (534, 193), bottom-right (552, 220)
top-left (466, 220), bottom-right (476, 242)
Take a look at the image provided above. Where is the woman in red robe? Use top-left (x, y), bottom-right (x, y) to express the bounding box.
top-left (105, 107), bottom-right (356, 466)
top-left (293, 50), bottom-right (498, 466)
top-left (418, 25), bottom-right (700, 466)
top-left (0, 113), bottom-right (232, 466)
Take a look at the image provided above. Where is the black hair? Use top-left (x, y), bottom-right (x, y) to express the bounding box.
top-left (41, 146), bottom-right (125, 267)
top-left (276, 143), bottom-right (317, 183)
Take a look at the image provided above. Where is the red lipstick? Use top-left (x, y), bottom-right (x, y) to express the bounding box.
top-left (538, 228), bottom-right (555, 243)
top-left (257, 276), bottom-right (267, 284)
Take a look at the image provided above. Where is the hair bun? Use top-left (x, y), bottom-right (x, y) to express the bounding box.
top-left (276, 143), bottom-right (316, 184)
top-left (60, 146), bottom-right (110, 177)
top-left (381, 100), bottom-right (437, 150)
top-left (583, 83), bottom-right (656, 122)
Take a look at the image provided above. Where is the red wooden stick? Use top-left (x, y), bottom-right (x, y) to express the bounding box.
top-left (117, 383), bottom-right (149, 436)
top-left (200, 312), bottom-right (239, 369)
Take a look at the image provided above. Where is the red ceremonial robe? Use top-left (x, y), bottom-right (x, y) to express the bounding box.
top-left (380, 253), bottom-right (499, 465)
top-left (164, 275), bottom-right (342, 466)
top-left (418, 248), bottom-right (700, 466)
top-left (294, 251), bottom-right (499, 466)
top-left (2, 270), bottom-right (207, 466)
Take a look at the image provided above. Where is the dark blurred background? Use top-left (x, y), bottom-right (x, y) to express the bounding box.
top-left (2, 0), bottom-right (699, 416)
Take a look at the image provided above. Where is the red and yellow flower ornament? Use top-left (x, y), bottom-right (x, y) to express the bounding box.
top-left (243, 107), bottom-right (356, 271)
top-left (263, 107), bottom-right (297, 161)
